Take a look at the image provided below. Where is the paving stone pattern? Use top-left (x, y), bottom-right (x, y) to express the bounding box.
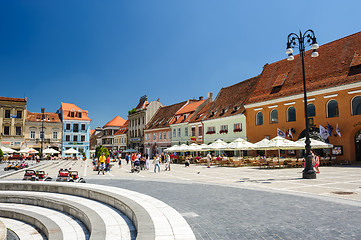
top-left (89, 179), bottom-right (361, 240)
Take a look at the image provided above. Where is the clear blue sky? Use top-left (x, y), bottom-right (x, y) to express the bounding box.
top-left (1, 0), bottom-right (360, 128)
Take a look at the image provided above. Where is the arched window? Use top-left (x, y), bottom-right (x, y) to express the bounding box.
top-left (256, 112), bottom-right (263, 125)
top-left (287, 107), bottom-right (296, 122)
top-left (327, 100), bottom-right (339, 118)
top-left (307, 103), bottom-right (316, 117)
top-left (270, 109), bottom-right (278, 124)
top-left (352, 96), bottom-right (361, 115)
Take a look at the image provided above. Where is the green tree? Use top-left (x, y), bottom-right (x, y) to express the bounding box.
top-left (95, 145), bottom-right (109, 159)
top-left (0, 149), bottom-right (3, 161)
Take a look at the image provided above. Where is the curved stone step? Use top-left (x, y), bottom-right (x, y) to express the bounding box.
top-left (0, 218), bottom-right (6, 240)
top-left (0, 218), bottom-right (45, 240)
top-left (0, 181), bottom-right (196, 240)
top-left (0, 207), bottom-right (63, 240)
top-left (0, 191), bottom-right (135, 240)
top-left (0, 203), bottom-right (88, 240)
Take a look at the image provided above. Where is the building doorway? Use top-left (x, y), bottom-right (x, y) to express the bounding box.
top-left (355, 129), bottom-right (361, 161)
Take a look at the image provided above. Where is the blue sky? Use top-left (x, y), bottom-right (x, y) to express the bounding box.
top-left (1, 0), bottom-right (360, 128)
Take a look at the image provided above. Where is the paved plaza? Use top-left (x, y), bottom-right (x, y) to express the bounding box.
top-left (1, 159), bottom-right (361, 239)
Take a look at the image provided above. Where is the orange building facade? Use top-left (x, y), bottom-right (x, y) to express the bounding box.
top-left (245, 31), bottom-right (361, 164)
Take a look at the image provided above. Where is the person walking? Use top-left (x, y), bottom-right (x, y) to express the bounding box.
top-left (311, 150), bottom-right (320, 173)
top-left (118, 156), bottom-right (122, 168)
top-left (165, 153), bottom-right (171, 171)
top-left (105, 155), bottom-right (111, 172)
top-left (126, 154), bottom-right (129, 165)
top-left (206, 152), bottom-right (212, 168)
top-left (145, 154), bottom-right (150, 170)
top-left (154, 154), bottom-right (160, 173)
top-left (98, 153), bottom-right (106, 175)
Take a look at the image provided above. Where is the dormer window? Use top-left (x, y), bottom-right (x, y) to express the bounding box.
top-left (70, 112), bottom-right (75, 118)
top-left (209, 111), bottom-right (215, 118)
top-left (183, 114), bottom-right (187, 121)
top-left (78, 112), bottom-right (82, 118)
top-left (219, 109), bottom-right (226, 116)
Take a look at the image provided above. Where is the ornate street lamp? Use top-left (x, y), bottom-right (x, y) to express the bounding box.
top-left (286, 29), bottom-right (319, 179)
top-left (40, 108), bottom-right (45, 161)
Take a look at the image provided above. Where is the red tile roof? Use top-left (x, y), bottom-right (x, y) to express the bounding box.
top-left (189, 101), bottom-right (213, 123)
top-left (248, 31), bottom-right (361, 104)
top-left (202, 76), bottom-right (260, 121)
top-left (61, 102), bottom-right (91, 121)
top-left (175, 100), bottom-right (205, 115)
top-left (90, 129), bottom-right (96, 136)
top-left (114, 120), bottom-right (128, 135)
top-left (103, 116), bottom-right (126, 128)
top-left (146, 101), bottom-right (187, 130)
top-left (26, 111), bottom-right (61, 123)
top-left (0, 97), bottom-right (27, 102)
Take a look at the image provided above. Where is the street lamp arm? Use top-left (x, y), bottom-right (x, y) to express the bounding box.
top-left (287, 33), bottom-right (301, 49)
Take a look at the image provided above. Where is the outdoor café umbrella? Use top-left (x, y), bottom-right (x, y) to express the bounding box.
top-left (0, 146), bottom-right (17, 154)
top-left (63, 148), bottom-right (79, 154)
top-left (199, 144), bottom-right (211, 151)
top-left (227, 138), bottom-right (257, 150)
top-left (296, 138), bottom-right (333, 149)
top-left (123, 148), bottom-right (138, 153)
top-left (258, 136), bottom-right (303, 159)
top-left (19, 147), bottom-right (39, 154)
top-left (164, 145), bottom-right (179, 152)
top-left (208, 139), bottom-right (229, 150)
top-left (188, 143), bottom-right (202, 152)
top-left (43, 148), bottom-right (60, 154)
top-left (254, 138), bottom-right (271, 149)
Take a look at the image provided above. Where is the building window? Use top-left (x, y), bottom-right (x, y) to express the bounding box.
top-left (352, 96), bottom-right (361, 115)
top-left (287, 107), bottom-right (296, 122)
top-left (159, 132), bottom-right (162, 140)
top-left (234, 123), bottom-right (242, 132)
top-left (327, 100), bottom-right (339, 118)
top-left (17, 110), bottom-right (22, 119)
top-left (307, 103), bottom-right (316, 117)
top-left (78, 112), bottom-right (82, 118)
top-left (138, 118), bottom-right (140, 125)
top-left (66, 124), bottom-right (71, 130)
top-left (163, 132), bottom-right (166, 139)
top-left (81, 135), bottom-right (85, 142)
top-left (153, 133), bottom-right (156, 140)
top-left (206, 126), bottom-right (215, 134)
top-left (270, 109), bottom-right (278, 124)
top-left (81, 124), bottom-right (86, 131)
top-left (173, 129), bottom-right (176, 138)
top-left (4, 110), bottom-right (10, 119)
top-left (65, 135), bottom-right (70, 142)
top-left (256, 112), bottom-right (263, 125)
top-left (178, 128), bottom-right (181, 137)
top-left (39, 130), bottom-right (44, 139)
top-left (73, 135), bottom-right (78, 142)
top-left (199, 126), bottom-right (202, 136)
top-left (185, 127), bottom-right (188, 137)
top-left (30, 130), bottom-right (36, 139)
top-left (73, 124), bottom-right (79, 132)
top-left (16, 127), bottom-right (21, 136)
top-left (220, 125), bottom-right (228, 134)
top-left (143, 117), bottom-right (145, 124)
top-left (70, 112), bottom-right (75, 118)
top-left (191, 127), bottom-right (196, 136)
top-left (53, 131), bottom-right (58, 139)
top-left (3, 126), bottom-right (9, 135)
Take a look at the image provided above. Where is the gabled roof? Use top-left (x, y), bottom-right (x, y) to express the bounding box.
top-left (135, 96), bottom-right (149, 110)
top-left (189, 101), bottom-right (213, 123)
top-left (103, 116), bottom-right (126, 128)
top-left (145, 101), bottom-right (187, 130)
top-left (90, 129), bottom-right (96, 136)
top-left (26, 111), bottom-right (61, 123)
top-left (169, 100), bottom-right (206, 124)
top-left (248, 31), bottom-right (361, 104)
top-left (202, 76), bottom-right (260, 121)
top-left (61, 102), bottom-right (91, 121)
top-left (114, 120), bottom-right (129, 135)
top-left (0, 97), bottom-right (27, 102)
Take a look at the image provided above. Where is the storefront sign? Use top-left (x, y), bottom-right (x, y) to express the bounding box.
top-left (130, 138), bottom-right (141, 142)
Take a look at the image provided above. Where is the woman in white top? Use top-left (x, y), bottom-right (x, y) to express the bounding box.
top-left (154, 154), bottom-right (160, 173)
top-left (145, 154), bottom-right (150, 170)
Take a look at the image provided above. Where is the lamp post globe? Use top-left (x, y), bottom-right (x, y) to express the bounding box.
top-left (286, 30), bottom-right (319, 179)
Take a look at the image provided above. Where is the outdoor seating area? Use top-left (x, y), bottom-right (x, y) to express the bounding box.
top-left (164, 136), bottom-right (336, 168)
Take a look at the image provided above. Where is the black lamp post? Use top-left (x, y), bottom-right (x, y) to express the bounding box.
top-left (286, 30), bottom-right (319, 179)
top-left (40, 108), bottom-right (45, 161)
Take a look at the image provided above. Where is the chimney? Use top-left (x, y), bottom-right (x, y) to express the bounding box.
top-left (199, 96), bottom-right (203, 100)
top-left (207, 92), bottom-right (213, 101)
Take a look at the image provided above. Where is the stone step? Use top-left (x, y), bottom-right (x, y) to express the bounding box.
top-left (0, 191), bottom-right (135, 240)
top-left (0, 181), bottom-right (196, 240)
top-left (0, 207), bottom-right (63, 240)
top-left (0, 218), bottom-right (6, 240)
top-left (0, 217), bottom-right (45, 240)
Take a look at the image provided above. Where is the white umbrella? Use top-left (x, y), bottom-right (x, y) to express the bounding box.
top-left (0, 147), bottom-right (17, 153)
top-left (227, 138), bottom-right (257, 150)
top-left (177, 144), bottom-right (190, 152)
top-left (63, 148), bottom-right (79, 154)
top-left (199, 144), bottom-right (211, 151)
top-left (43, 148), bottom-right (60, 154)
top-left (164, 145), bottom-right (179, 152)
top-left (296, 138), bottom-right (333, 149)
top-left (208, 139), bottom-right (229, 150)
top-left (19, 147), bottom-right (38, 154)
top-left (258, 136), bottom-right (303, 150)
top-left (254, 138), bottom-right (271, 149)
